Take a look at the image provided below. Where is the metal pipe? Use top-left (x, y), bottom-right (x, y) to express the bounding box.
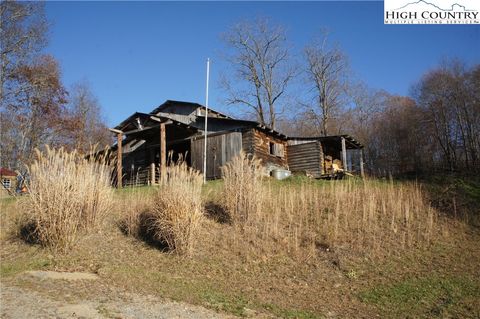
top-left (203, 58), bottom-right (210, 184)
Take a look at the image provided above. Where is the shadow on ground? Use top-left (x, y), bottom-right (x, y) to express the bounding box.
top-left (204, 202), bottom-right (231, 225)
top-left (18, 220), bottom-right (42, 245)
top-left (118, 211), bottom-right (170, 251)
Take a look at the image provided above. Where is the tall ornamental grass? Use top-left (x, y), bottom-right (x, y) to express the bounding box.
top-left (221, 151), bottom-right (265, 229)
top-left (148, 161), bottom-right (204, 256)
top-left (21, 146), bottom-right (113, 252)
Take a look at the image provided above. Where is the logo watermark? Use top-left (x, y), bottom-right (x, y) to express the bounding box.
top-left (384, 0), bottom-right (480, 24)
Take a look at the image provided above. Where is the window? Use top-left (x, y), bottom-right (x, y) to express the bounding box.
top-left (269, 142), bottom-right (275, 155)
top-left (269, 142), bottom-right (284, 158)
top-left (2, 178), bottom-right (11, 189)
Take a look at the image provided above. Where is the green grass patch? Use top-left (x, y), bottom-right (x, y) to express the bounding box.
top-left (423, 175), bottom-right (480, 225)
top-left (105, 264), bottom-right (325, 318)
top-left (114, 185), bottom-right (158, 196)
top-left (0, 257), bottom-right (51, 277)
top-left (457, 179), bottom-right (480, 203)
top-left (201, 289), bottom-right (249, 317)
top-left (201, 179), bottom-right (224, 201)
top-left (106, 264), bottom-right (250, 316)
top-left (359, 275), bottom-right (480, 318)
top-left (262, 303), bottom-right (324, 319)
top-left (0, 196), bottom-right (18, 205)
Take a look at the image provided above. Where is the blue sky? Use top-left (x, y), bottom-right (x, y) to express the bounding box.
top-left (44, 1), bottom-right (480, 126)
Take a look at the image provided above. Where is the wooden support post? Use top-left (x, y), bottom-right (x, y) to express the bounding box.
top-left (319, 141), bottom-right (325, 175)
top-left (359, 149), bottom-right (365, 178)
top-left (160, 122), bottom-right (166, 184)
top-left (116, 132), bottom-right (123, 188)
top-left (341, 137), bottom-right (347, 172)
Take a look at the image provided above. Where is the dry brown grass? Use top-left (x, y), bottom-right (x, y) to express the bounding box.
top-left (20, 146), bottom-right (113, 252)
top-left (220, 152), bottom-right (437, 257)
top-left (221, 151), bottom-right (265, 228)
top-left (258, 179), bottom-right (437, 257)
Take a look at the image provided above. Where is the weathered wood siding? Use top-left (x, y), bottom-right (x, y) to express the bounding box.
top-left (191, 132), bottom-right (243, 179)
top-left (242, 129), bottom-right (288, 168)
top-left (287, 141), bottom-right (324, 178)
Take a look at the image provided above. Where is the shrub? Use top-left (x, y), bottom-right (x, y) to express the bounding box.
top-left (149, 161), bottom-right (203, 256)
top-left (21, 146), bottom-right (113, 252)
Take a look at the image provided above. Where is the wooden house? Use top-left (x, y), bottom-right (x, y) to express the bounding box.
top-left (1, 168), bottom-right (18, 197)
top-left (109, 100), bottom-right (362, 187)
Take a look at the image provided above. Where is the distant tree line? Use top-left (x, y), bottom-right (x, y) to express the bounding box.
top-left (358, 62), bottom-right (480, 176)
top-left (0, 1), bottom-right (111, 171)
top-left (221, 18), bottom-right (479, 176)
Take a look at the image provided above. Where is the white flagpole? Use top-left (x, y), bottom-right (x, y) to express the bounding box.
top-left (203, 58), bottom-right (210, 184)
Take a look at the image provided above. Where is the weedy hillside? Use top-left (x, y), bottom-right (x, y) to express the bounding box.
top-left (1, 150), bottom-right (479, 318)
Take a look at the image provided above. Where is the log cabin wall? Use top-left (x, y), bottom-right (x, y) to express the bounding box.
top-left (287, 141), bottom-right (324, 177)
top-left (242, 128), bottom-right (288, 169)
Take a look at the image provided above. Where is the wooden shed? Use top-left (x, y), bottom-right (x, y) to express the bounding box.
top-left (287, 136), bottom-right (364, 178)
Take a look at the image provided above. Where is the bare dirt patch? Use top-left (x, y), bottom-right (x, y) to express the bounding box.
top-left (24, 270), bottom-right (99, 281)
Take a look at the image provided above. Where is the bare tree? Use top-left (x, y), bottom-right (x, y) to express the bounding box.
top-left (368, 96), bottom-right (428, 175)
top-left (347, 60), bottom-right (480, 176)
top-left (344, 82), bottom-right (388, 143)
top-left (221, 18), bottom-right (295, 129)
top-left (0, 0), bottom-right (48, 169)
top-left (65, 81), bottom-right (112, 153)
top-left (0, 0), bottom-right (47, 105)
top-left (414, 60), bottom-right (480, 172)
top-left (6, 55), bottom-right (68, 168)
top-left (303, 31), bottom-right (349, 136)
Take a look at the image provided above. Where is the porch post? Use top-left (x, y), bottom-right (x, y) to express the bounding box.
top-left (341, 137), bottom-right (347, 172)
top-left (360, 149), bottom-right (365, 178)
top-left (116, 132), bottom-right (123, 188)
top-left (160, 122), bottom-right (166, 184)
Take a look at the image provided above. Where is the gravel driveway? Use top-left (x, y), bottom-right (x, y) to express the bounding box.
top-left (0, 271), bottom-right (237, 319)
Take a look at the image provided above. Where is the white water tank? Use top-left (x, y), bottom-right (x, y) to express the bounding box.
top-left (271, 169), bottom-right (291, 180)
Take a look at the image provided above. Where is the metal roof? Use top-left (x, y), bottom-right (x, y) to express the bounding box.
top-left (196, 116), bottom-right (288, 139)
top-left (149, 100), bottom-right (231, 119)
top-left (288, 135), bottom-right (364, 149)
top-left (0, 168), bottom-right (17, 176)
top-left (113, 112), bottom-right (198, 134)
